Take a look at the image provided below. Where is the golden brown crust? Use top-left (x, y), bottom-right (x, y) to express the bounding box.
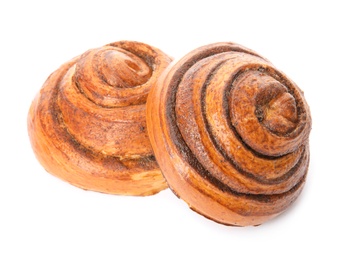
top-left (146, 42), bottom-right (311, 225)
top-left (28, 41), bottom-right (172, 196)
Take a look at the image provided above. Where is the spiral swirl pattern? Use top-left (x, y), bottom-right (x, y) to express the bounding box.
top-left (28, 41), bottom-right (171, 195)
top-left (147, 42), bottom-right (311, 225)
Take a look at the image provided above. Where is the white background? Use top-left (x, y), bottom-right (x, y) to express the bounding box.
top-left (1, 0), bottom-right (343, 259)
